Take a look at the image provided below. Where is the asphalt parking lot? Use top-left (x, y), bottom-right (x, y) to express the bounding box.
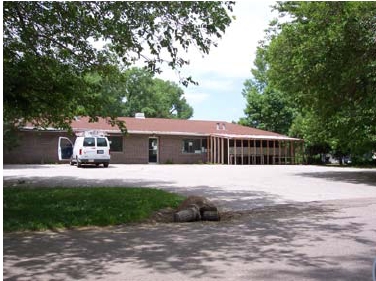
top-left (3, 164), bottom-right (376, 280)
top-left (3, 164), bottom-right (376, 210)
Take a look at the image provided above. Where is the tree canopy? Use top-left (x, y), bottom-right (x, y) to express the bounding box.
top-left (4, 1), bottom-right (234, 72)
top-left (3, 1), bottom-right (234, 144)
top-left (267, 1), bottom-right (376, 155)
top-left (239, 47), bottom-right (296, 135)
top-left (97, 67), bottom-right (193, 119)
top-left (241, 1), bottom-right (376, 160)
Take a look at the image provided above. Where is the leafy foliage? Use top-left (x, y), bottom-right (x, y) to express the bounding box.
top-left (265, 1), bottom-right (376, 155)
top-left (4, 1), bottom-right (234, 73)
top-left (83, 67), bottom-right (194, 119)
top-left (240, 48), bottom-right (295, 135)
top-left (121, 68), bottom-right (193, 119)
top-left (3, 1), bottom-right (234, 147)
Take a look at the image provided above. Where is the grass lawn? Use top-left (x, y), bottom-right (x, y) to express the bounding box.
top-left (3, 187), bottom-right (185, 232)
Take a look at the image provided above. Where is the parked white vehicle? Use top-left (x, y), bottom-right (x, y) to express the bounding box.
top-left (58, 131), bottom-right (111, 168)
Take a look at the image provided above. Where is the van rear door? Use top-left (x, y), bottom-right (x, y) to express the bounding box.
top-left (82, 137), bottom-right (97, 161)
top-left (58, 137), bottom-right (73, 161)
top-left (95, 137), bottom-right (110, 160)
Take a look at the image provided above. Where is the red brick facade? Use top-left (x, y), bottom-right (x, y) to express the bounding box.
top-left (4, 117), bottom-right (302, 165)
top-left (3, 131), bottom-right (208, 164)
top-left (105, 134), bottom-right (207, 164)
top-left (3, 131), bottom-right (74, 164)
top-left (159, 135), bottom-right (207, 164)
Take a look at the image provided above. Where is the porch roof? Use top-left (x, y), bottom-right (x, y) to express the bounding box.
top-left (211, 133), bottom-right (301, 141)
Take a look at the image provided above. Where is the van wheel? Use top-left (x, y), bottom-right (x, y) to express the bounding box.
top-left (104, 163), bottom-right (109, 168)
top-left (77, 158), bottom-right (82, 168)
top-left (70, 160), bottom-right (74, 166)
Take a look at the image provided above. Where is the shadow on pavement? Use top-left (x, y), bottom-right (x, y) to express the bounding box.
top-left (3, 200), bottom-right (376, 281)
top-left (3, 176), bottom-right (287, 211)
top-left (295, 170), bottom-right (376, 187)
top-left (3, 168), bottom-right (376, 280)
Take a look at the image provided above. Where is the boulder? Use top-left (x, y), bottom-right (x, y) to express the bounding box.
top-left (175, 196), bottom-right (220, 222)
top-left (176, 196), bottom-right (216, 211)
top-left (174, 204), bottom-right (201, 222)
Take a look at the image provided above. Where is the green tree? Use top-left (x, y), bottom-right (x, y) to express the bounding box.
top-left (152, 78), bottom-right (193, 119)
top-left (121, 67), bottom-right (156, 117)
top-left (240, 48), bottom-right (295, 135)
top-left (266, 1), bottom-right (376, 155)
top-left (3, 1), bottom-right (234, 146)
top-left (120, 68), bottom-right (193, 119)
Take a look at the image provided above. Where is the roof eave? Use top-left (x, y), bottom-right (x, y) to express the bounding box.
top-left (211, 133), bottom-right (302, 141)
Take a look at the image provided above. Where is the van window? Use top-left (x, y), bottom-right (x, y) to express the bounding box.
top-left (83, 137), bottom-right (95, 147)
top-left (97, 138), bottom-right (108, 147)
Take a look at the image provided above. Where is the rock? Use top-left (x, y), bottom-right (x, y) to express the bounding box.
top-left (177, 196), bottom-right (216, 212)
top-left (201, 210), bottom-right (220, 221)
top-left (175, 196), bottom-right (221, 222)
top-left (174, 204), bottom-right (201, 222)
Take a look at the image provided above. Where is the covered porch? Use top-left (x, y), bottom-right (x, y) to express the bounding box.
top-left (207, 134), bottom-right (304, 165)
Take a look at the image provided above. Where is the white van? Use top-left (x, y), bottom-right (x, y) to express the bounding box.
top-left (58, 131), bottom-right (111, 167)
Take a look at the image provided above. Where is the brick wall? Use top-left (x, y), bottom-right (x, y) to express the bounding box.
top-left (3, 131), bottom-right (208, 164)
top-left (3, 131), bottom-right (74, 164)
top-left (111, 134), bottom-right (207, 164)
top-left (111, 134), bottom-right (148, 164)
top-left (159, 135), bottom-right (207, 164)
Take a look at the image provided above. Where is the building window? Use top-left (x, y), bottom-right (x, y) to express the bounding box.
top-left (182, 139), bottom-right (207, 154)
top-left (108, 136), bottom-right (123, 152)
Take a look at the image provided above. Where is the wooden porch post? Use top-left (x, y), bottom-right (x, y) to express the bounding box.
top-left (241, 139), bottom-right (244, 165)
top-left (248, 139), bottom-right (251, 165)
top-left (267, 140), bottom-right (270, 165)
top-left (207, 136), bottom-right (210, 163)
top-left (285, 141), bottom-right (288, 164)
top-left (234, 139), bottom-right (237, 165)
top-left (227, 138), bottom-right (230, 165)
top-left (273, 140), bottom-right (276, 165)
top-left (216, 137), bottom-right (219, 164)
top-left (291, 141), bottom-right (295, 165)
top-left (212, 137), bottom-right (215, 164)
top-left (218, 137), bottom-right (220, 164)
top-left (210, 136), bottom-right (213, 163)
top-left (260, 139), bottom-right (264, 164)
top-left (214, 137), bottom-right (217, 164)
top-left (217, 137), bottom-right (219, 164)
top-left (221, 138), bottom-right (225, 164)
top-left (253, 139), bottom-right (256, 164)
top-left (279, 141), bottom-right (282, 165)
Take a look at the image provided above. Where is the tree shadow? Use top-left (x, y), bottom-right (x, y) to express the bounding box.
top-left (3, 168), bottom-right (376, 280)
top-left (3, 200), bottom-right (376, 280)
top-left (3, 176), bottom-right (289, 211)
top-left (3, 164), bottom-right (56, 170)
top-left (295, 170), bottom-right (376, 186)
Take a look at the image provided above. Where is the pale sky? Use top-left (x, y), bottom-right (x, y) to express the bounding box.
top-left (157, 1), bottom-right (277, 122)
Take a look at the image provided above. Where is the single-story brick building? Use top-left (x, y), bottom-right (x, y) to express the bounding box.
top-left (3, 116), bottom-right (303, 165)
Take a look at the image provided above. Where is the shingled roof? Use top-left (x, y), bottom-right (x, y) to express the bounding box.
top-left (70, 117), bottom-right (299, 141)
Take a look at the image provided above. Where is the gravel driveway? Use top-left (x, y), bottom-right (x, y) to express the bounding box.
top-left (3, 164), bottom-right (376, 210)
top-left (3, 164), bottom-right (376, 281)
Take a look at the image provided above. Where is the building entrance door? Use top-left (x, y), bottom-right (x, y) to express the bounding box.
top-left (148, 138), bottom-right (158, 163)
